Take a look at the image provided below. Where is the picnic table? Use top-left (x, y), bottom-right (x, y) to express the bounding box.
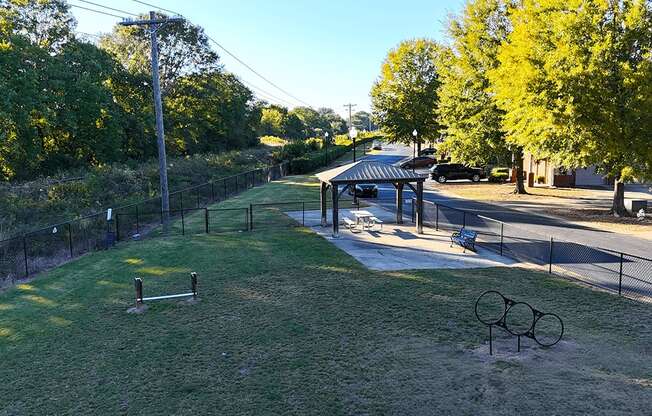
top-left (352, 210), bottom-right (374, 229)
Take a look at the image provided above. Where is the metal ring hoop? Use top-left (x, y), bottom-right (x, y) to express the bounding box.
top-left (503, 301), bottom-right (535, 336)
top-left (532, 312), bottom-right (564, 347)
top-left (474, 290), bottom-right (507, 326)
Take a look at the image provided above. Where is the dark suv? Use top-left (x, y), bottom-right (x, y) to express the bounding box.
top-left (430, 163), bottom-right (485, 183)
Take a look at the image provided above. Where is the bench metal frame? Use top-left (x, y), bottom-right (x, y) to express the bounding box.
top-left (450, 228), bottom-right (477, 252)
top-left (135, 272), bottom-right (198, 306)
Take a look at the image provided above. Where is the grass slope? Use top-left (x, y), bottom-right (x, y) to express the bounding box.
top-left (1, 178), bottom-right (651, 415)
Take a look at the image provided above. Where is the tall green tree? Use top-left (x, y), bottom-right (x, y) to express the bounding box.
top-left (352, 111), bottom-right (376, 131)
top-left (491, 0), bottom-right (652, 214)
top-left (438, 0), bottom-right (520, 188)
top-left (100, 13), bottom-right (220, 93)
top-left (371, 39), bottom-right (444, 152)
top-left (317, 108), bottom-right (348, 135)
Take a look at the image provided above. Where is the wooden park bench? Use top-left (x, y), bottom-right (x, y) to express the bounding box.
top-left (450, 228), bottom-right (477, 252)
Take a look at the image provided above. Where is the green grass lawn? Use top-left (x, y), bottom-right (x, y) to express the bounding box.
top-left (1, 179), bottom-right (651, 415)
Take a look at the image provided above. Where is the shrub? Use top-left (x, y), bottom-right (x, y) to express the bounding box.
top-left (488, 167), bottom-right (510, 183)
top-left (260, 136), bottom-right (288, 147)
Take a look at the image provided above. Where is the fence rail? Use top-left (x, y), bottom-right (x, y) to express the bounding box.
top-left (414, 198), bottom-right (652, 301)
top-left (0, 162), bottom-right (289, 285)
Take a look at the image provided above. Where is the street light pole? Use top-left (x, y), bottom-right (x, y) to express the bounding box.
top-left (412, 129), bottom-right (418, 173)
top-left (350, 127), bottom-right (358, 162)
top-left (324, 132), bottom-right (329, 165)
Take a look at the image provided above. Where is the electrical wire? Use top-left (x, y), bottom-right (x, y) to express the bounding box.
top-left (69, 4), bottom-right (126, 19)
top-left (72, 0), bottom-right (139, 17)
top-left (129, 0), bottom-right (182, 17)
top-left (76, 0), bottom-right (313, 108)
top-left (206, 35), bottom-right (312, 108)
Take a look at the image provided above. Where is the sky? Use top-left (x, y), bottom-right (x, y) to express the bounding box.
top-left (70, 0), bottom-right (465, 118)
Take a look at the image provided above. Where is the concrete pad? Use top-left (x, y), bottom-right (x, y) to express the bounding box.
top-left (286, 207), bottom-right (524, 271)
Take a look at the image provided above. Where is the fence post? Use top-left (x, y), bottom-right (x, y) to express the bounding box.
top-left (249, 204), bottom-right (254, 231)
top-left (436, 204), bottom-right (439, 231)
top-left (181, 208), bottom-right (185, 236)
top-left (210, 181), bottom-right (215, 202)
top-left (500, 223), bottom-right (504, 256)
top-left (302, 202), bottom-right (305, 226)
top-left (618, 252), bottom-right (624, 296)
top-left (116, 214), bottom-right (121, 242)
top-left (135, 205), bottom-right (140, 235)
top-left (548, 238), bottom-right (554, 274)
top-left (205, 208), bottom-right (209, 234)
top-left (23, 235), bottom-right (29, 278)
top-left (196, 189), bottom-right (201, 208)
top-left (67, 222), bottom-right (73, 258)
top-left (245, 208), bottom-right (249, 231)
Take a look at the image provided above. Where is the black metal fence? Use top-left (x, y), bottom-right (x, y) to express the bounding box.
top-left (415, 199), bottom-right (652, 301)
top-left (0, 162), bottom-right (289, 286)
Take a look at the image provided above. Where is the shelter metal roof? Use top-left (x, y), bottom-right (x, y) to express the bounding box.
top-left (316, 161), bottom-right (427, 184)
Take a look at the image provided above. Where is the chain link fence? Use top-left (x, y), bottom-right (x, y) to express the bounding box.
top-left (0, 162), bottom-right (289, 286)
top-left (417, 199), bottom-right (652, 301)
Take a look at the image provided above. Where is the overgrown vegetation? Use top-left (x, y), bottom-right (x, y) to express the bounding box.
top-left (0, 148), bottom-right (272, 239)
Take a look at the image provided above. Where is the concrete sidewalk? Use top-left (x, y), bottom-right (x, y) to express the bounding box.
top-left (287, 207), bottom-right (523, 271)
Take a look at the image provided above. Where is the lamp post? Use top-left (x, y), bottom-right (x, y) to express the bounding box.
top-left (350, 127), bottom-right (359, 162)
top-left (412, 129), bottom-right (418, 172)
top-left (324, 131), bottom-right (330, 165)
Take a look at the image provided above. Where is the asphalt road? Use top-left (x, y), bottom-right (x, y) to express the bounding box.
top-left (359, 144), bottom-right (651, 259)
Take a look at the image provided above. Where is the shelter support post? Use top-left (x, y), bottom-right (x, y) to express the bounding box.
top-left (395, 183), bottom-right (404, 224)
top-left (416, 181), bottom-right (424, 234)
top-left (331, 184), bottom-right (339, 237)
top-left (320, 182), bottom-right (328, 227)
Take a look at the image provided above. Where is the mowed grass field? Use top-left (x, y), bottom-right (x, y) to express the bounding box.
top-left (1, 177), bottom-right (651, 415)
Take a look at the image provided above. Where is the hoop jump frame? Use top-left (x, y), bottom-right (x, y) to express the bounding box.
top-left (135, 272), bottom-right (198, 306)
top-left (474, 290), bottom-right (564, 355)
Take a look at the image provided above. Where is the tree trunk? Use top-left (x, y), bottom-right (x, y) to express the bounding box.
top-left (611, 180), bottom-right (627, 217)
top-left (512, 148), bottom-right (527, 194)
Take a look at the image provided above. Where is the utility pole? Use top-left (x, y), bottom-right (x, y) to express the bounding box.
top-left (343, 103), bottom-right (357, 161)
top-left (343, 103), bottom-right (357, 129)
top-left (120, 12), bottom-right (184, 234)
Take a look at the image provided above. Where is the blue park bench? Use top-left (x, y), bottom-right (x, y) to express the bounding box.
top-left (450, 228), bottom-right (477, 252)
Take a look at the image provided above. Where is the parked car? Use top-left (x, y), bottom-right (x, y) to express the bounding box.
top-left (418, 147), bottom-right (437, 156)
top-left (430, 163), bottom-right (485, 183)
top-left (400, 156), bottom-right (436, 169)
top-left (348, 184), bottom-right (379, 198)
top-left (371, 141), bottom-right (382, 150)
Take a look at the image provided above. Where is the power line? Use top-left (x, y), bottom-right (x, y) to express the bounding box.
top-left (237, 77), bottom-right (297, 107)
top-left (129, 0), bottom-right (182, 17)
top-left (205, 35), bottom-right (312, 108)
top-left (126, 0), bottom-right (312, 108)
top-left (72, 0), bottom-right (139, 17)
top-left (73, 0), bottom-right (313, 108)
top-left (69, 4), bottom-right (126, 19)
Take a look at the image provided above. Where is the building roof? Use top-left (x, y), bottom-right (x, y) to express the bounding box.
top-left (316, 161), bottom-right (427, 184)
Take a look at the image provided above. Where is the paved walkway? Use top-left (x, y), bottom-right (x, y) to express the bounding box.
top-left (287, 207), bottom-right (523, 271)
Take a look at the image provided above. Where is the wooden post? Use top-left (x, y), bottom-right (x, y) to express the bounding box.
top-left (320, 182), bottom-right (328, 227)
top-left (396, 183), bottom-right (404, 224)
top-left (416, 181), bottom-right (424, 234)
top-left (331, 184), bottom-right (339, 237)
